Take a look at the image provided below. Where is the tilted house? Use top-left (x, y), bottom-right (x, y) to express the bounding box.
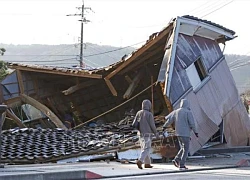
top-left (1, 15), bottom-right (250, 157)
top-left (157, 16), bottom-right (250, 154)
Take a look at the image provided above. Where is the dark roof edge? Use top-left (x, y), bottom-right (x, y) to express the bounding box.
top-left (182, 15), bottom-right (235, 35)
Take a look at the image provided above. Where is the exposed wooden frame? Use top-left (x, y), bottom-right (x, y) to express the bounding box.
top-left (104, 23), bottom-right (174, 80)
top-left (46, 97), bottom-right (63, 120)
top-left (159, 82), bottom-right (173, 112)
top-left (155, 83), bottom-right (170, 114)
top-left (16, 70), bottom-right (24, 94)
top-left (119, 45), bottom-right (165, 75)
top-left (6, 109), bottom-right (27, 128)
top-left (62, 80), bottom-right (98, 95)
top-left (123, 70), bottom-right (144, 99)
top-left (1, 112), bottom-right (6, 127)
top-left (4, 97), bottom-right (22, 108)
top-left (9, 66), bottom-right (102, 79)
top-left (104, 78), bottom-right (117, 96)
top-left (20, 94), bottom-right (67, 130)
top-left (124, 75), bottom-right (132, 84)
top-left (31, 73), bottom-right (39, 97)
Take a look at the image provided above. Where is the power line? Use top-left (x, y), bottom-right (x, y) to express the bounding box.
top-left (86, 44), bottom-right (118, 61)
top-left (189, 1), bottom-right (227, 17)
top-left (185, 0), bottom-right (211, 15)
top-left (83, 41), bottom-right (145, 57)
top-left (3, 54), bottom-right (78, 57)
top-left (4, 57), bottom-right (77, 63)
top-left (230, 61), bottom-right (250, 71)
top-left (201, 0), bottom-right (234, 18)
top-left (1, 40), bottom-right (144, 60)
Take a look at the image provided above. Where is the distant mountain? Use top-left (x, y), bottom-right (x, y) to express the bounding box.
top-left (1, 43), bottom-right (250, 94)
top-left (0, 43), bottom-right (135, 68)
top-left (225, 54), bottom-right (250, 94)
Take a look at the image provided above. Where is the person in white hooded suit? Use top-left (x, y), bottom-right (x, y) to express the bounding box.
top-left (163, 99), bottom-right (198, 170)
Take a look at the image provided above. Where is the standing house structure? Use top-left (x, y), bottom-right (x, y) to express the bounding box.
top-left (1, 15), bottom-right (250, 155)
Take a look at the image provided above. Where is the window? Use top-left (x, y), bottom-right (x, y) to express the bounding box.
top-left (186, 57), bottom-right (208, 89)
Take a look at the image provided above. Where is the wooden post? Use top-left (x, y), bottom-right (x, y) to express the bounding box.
top-left (16, 70), bottom-right (24, 94)
top-left (151, 76), bottom-right (154, 114)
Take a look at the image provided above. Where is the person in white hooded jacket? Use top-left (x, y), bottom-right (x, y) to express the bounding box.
top-left (163, 99), bottom-right (198, 170)
top-left (132, 99), bottom-right (159, 169)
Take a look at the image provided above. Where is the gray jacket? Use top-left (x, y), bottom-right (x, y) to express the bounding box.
top-left (132, 99), bottom-right (158, 137)
top-left (163, 99), bottom-right (197, 137)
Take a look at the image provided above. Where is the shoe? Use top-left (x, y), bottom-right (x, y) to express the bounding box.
top-left (179, 166), bottom-right (188, 170)
top-left (144, 164), bottom-right (153, 168)
top-left (136, 160), bottom-right (143, 169)
top-left (172, 159), bottom-right (179, 168)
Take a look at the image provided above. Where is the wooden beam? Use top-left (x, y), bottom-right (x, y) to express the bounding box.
top-left (159, 82), bottom-right (173, 112)
top-left (20, 94), bottom-right (67, 130)
top-left (46, 97), bottom-right (63, 120)
top-left (4, 97), bottom-right (22, 108)
top-left (104, 78), bottom-right (117, 96)
top-left (124, 75), bottom-right (132, 84)
top-left (123, 71), bottom-right (144, 99)
top-left (120, 46), bottom-right (165, 75)
top-left (6, 109), bottom-right (27, 128)
top-left (16, 70), bottom-right (24, 94)
top-left (9, 66), bottom-right (102, 79)
top-left (104, 24), bottom-right (173, 80)
top-left (151, 76), bottom-right (154, 114)
top-left (62, 80), bottom-right (98, 95)
top-left (1, 112), bottom-right (6, 127)
top-left (31, 74), bottom-right (39, 97)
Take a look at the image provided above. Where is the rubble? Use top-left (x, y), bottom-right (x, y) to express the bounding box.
top-left (0, 116), bottom-right (174, 164)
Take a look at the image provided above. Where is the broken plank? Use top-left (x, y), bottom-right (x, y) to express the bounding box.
top-left (6, 109), bottom-right (27, 128)
top-left (10, 66), bottom-right (102, 79)
top-left (123, 71), bottom-right (144, 99)
top-left (104, 78), bottom-right (117, 96)
top-left (62, 80), bottom-right (98, 95)
top-left (4, 97), bottom-right (22, 108)
top-left (20, 94), bottom-right (67, 130)
top-left (124, 75), bottom-right (133, 84)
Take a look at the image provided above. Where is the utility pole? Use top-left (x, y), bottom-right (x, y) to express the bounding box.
top-left (67, 0), bottom-right (93, 68)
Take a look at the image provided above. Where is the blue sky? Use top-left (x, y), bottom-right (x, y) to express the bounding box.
top-left (0, 0), bottom-right (248, 55)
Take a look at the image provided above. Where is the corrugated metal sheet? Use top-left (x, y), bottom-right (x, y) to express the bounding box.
top-left (169, 33), bottom-right (223, 103)
top-left (172, 58), bottom-right (250, 155)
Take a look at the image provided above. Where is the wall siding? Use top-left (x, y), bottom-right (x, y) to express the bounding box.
top-left (169, 34), bottom-right (223, 103)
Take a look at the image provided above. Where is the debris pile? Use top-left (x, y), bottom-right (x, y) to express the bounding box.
top-left (1, 116), bottom-right (170, 164)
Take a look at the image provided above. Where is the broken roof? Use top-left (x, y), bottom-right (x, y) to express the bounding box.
top-left (7, 15), bottom-right (236, 75)
top-left (1, 117), bottom-right (168, 164)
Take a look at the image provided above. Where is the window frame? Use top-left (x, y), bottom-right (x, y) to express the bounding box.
top-left (186, 56), bottom-right (210, 93)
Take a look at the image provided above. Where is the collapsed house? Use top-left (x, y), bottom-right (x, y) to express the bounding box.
top-left (1, 15), bottom-right (250, 163)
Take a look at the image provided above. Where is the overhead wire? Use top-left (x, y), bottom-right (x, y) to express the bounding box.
top-left (187, 1), bottom-right (220, 14)
top-left (83, 41), bottom-right (145, 57)
top-left (200, 0), bottom-right (234, 18)
top-left (4, 57), bottom-right (77, 63)
top-left (188, 0), bottom-right (228, 17)
top-left (2, 0), bottom-right (237, 66)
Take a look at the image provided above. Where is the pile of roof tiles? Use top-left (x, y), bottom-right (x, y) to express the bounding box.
top-left (0, 116), bottom-right (167, 164)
